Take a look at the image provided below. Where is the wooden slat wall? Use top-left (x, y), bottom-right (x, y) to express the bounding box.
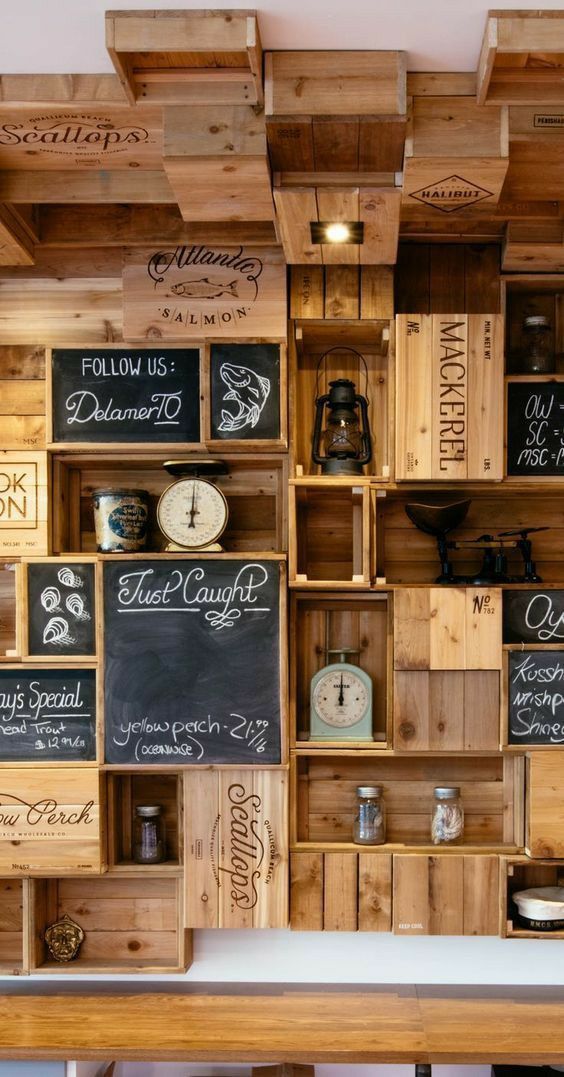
top-left (290, 850), bottom-right (392, 931)
top-left (395, 243), bottom-right (501, 314)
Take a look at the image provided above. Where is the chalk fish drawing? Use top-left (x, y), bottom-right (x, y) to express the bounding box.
top-left (170, 278), bottom-right (239, 300)
top-left (43, 616), bottom-right (75, 647)
top-left (218, 363), bottom-right (271, 433)
top-left (66, 593), bottom-right (90, 622)
top-left (40, 586), bottom-right (62, 613)
top-left (58, 567), bottom-right (83, 589)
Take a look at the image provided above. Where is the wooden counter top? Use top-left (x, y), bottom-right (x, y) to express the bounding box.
top-left (0, 988), bottom-right (564, 1063)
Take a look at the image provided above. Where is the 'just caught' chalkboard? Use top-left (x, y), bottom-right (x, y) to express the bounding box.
top-left (210, 343), bottom-right (280, 440)
top-left (507, 382), bottom-right (564, 475)
top-left (27, 561), bottom-right (96, 657)
top-left (0, 668), bottom-right (96, 761)
top-left (51, 348), bottom-right (200, 444)
top-left (509, 650), bottom-right (564, 745)
top-left (103, 558), bottom-right (282, 765)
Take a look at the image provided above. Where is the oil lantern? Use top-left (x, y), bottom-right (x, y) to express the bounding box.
top-left (311, 347), bottom-right (372, 475)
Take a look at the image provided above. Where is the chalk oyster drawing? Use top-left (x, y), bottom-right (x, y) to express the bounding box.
top-left (58, 567), bottom-right (83, 589)
top-left (218, 362), bottom-right (271, 433)
top-left (43, 616), bottom-right (75, 648)
top-left (66, 593), bottom-right (90, 621)
top-left (40, 586), bottom-right (62, 613)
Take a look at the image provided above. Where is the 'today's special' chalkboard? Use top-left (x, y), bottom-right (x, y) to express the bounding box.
top-left (103, 558), bottom-right (282, 765)
top-left (51, 348), bottom-right (200, 444)
top-left (504, 590), bottom-right (564, 645)
top-left (0, 668), bottom-right (96, 761)
top-left (507, 381), bottom-right (564, 475)
top-left (210, 342), bottom-right (281, 440)
top-left (509, 650), bottom-right (564, 745)
top-left (27, 561), bottom-right (96, 657)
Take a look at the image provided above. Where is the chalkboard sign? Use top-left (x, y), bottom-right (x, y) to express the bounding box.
top-left (507, 382), bottom-right (564, 475)
top-left (27, 562), bottom-right (96, 656)
top-left (509, 650), bottom-right (564, 745)
top-left (210, 343), bottom-right (280, 440)
top-left (103, 558), bottom-right (281, 765)
top-left (504, 590), bottom-right (564, 645)
top-left (0, 668), bottom-right (96, 761)
top-left (51, 348), bottom-right (200, 444)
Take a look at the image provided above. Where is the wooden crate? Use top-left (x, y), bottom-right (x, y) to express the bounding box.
top-left (505, 105), bottom-right (564, 205)
top-left (184, 769), bottom-right (289, 929)
top-left (291, 320), bottom-right (391, 479)
top-left (0, 346), bottom-right (45, 451)
top-left (290, 591), bottom-right (392, 748)
top-left (395, 241), bottom-right (501, 316)
top-left (395, 314), bottom-right (504, 481)
top-left (502, 855), bottom-right (564, 938)
top-left (503, 222), bottom-right (564, 274)
top-left (51, 452), bottom-right (287, 555)
top-left (163, 105), bottom-right (274, 222)
top-left (394, 670), bottom-right (501, 752)
top-left (106, 771), bottom-right (182, 872)
top-left (503, 274), bottom-right (564, 374)
top-left (292, 752), bottom-right (524, 852)
top-left (290, 849), bottom-right (392, 932)
top-left (0, 878), bottom-right (25, 973)
top-left (30, 874), bottom-right (190, 972)
top-left (0, 450), bottom-right (49, 557)
top-left (106, 10), bottom-right (263, 106)
top-left (393, 587), bottom-right (503, 670)
top-left (527, 751), bottom-right (564, 858)
top-left (393, 853), bottom-right (499, 935)
top-left (265, 51), bottom-right (406, 174)
top-left (0, 767), bottom-right (104, 875)
top-left (0, 561), bottom-right (20, 660)
top-left (289, 481), bottom-right (378, 588)
top-left (478, 11), bottom-right (564, 106)
top-left (274, 187), bottom-right (401, 265)
top-left (290, 265), bottom-right (394, 322)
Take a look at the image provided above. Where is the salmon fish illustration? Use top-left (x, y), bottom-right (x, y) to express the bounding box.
top-left (170, 277), bottom-right (239, 300)
top-left (218, 363), bottom-right (271, 432)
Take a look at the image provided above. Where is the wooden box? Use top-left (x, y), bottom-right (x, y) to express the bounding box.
top-left (289, 480), bottom-right (378, 587)
top-left (292, 752), bottom-right (523, 853)
top-left (0, 450), bottom-right (49, 556)
top-left (274, 187), bottom-right (401, 265)
top-left (0, 206), bottom-right (35, 268)
top-left (290, 850), bottom-right (392, 932)
top-left (395, 314), bottom-right (504, 481)
top-left (106, 9), bottom-right (263, 105)
top-left (290, 591), bottom-right (391, 748)
top-left (478, 11), bottom-right (564, 106)
top-left (30, 874), bottom-right (189, 972)
top-left (0, 768), bottom-right (104, 875)
top-left (394, 670), bottom-right (500, 752)
top-left (394, 587), bottom-right (503, 671)
top-left (505, 109), bottom-right (564, 203)
top-left (503, 274), bottom-right (564, 374)
top-left (107, 772), bottom-right (182, 872)
top-left (502, 856), bottom-right (564, 938)
top-left (184, 769), bottom-right (288, 929)
top-left (527, 751), bottom-right (564, 858)
top-left (503, 222), bottom-right (564, 274)
top-left (0, 346), bottom-right (45, 452)
top-left (393, 853), bottom-right (499, 936)
top-left (265, 51), bottom-right (406, 174)
top-left (290, 265), bottom-right (394, 322)
top-left (0, 561), bottom-right (20, 660)
top-left (0, 878), bottom-right (25, 973)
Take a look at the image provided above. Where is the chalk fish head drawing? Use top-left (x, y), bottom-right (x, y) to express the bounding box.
top-left (170, 278), bottom-right (239, 300)
top-left (218, 363), bottom-right (271, 432)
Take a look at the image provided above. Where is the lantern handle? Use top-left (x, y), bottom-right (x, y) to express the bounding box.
top-left (315, 346), bottom-right (370, 403)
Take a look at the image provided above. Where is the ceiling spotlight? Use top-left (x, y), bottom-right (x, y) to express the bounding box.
top-left (310, 221), bottom-right (364, 245)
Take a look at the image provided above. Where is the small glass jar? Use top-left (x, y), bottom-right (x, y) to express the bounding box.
top-left (353, 785), bottom-right (386, 846)
top-left (431, 787), bottom-right (464, 846)
top-left (521, 315), bottom-right (554, 374)
top-left (133, 805), bottom-right (165, 864)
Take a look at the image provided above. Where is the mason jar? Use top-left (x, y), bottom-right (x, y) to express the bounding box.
top-left (431, 787), bottom-right (464, 846)
top-left (353, 785), bottom-right (386, 845)
top-left (521, 314), bottom-right (554, 374)
top-left (133, 804), bottom-right (166, 864)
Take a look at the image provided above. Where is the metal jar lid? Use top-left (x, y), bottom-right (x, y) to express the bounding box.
top-left (92, 488), bottom-right (149, 498)
top-left (434, 786), bottom-right (460, 799)
top-left (524, 315), bottom-right (550, 327)
top-left (135, 805), bottom-right (162, 817)
top-left (356, 785), bottom-right (383, 797)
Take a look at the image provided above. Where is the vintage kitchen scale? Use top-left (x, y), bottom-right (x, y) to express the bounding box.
top-left (157, 459), bottom-right (229, 552)
top-left (310, 646), bottom-right (373, 741)
top-left (405, 499), bottom-right (548, 584)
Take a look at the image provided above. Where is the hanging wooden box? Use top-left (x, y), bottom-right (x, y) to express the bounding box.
top-left (503, 222), bottom-right (564, 273)
top-left (29, 874), bottom-right (190, 973)
top-left (0, 450), bottom-right (49, 557)
top-left (502, 856), bottom-right (564, 938)
top-left (265, 51), bottom-right (406, 174)
top-left (504, 106), bottom-right (564, 203)
top-left (0, 878), bottom-right (25, 973)
top-left (289, 480), bottom-right (378, 588)
top-left (393, 853), bottom-right (499, 935)
top-left (106, 9), bottom-right (263, 106)
top-left (290, 850), bottom-right (392, 931)
top-left (107, 771), bottom-right (182, 873)
top-left (290, 265), bottom-right (394, 322)
top-left (478, 11), bottom-right (564, 106)
top-left (527, 751), bottom-right (564, 858)
top-left (395, 314), bottom-right (504, 481)
top-left (402, 97), bottom-right (508, 217)
top-left (0, 346), bottom-right (45, 452)
top-left (274, 187), bottom-right (401, 265)
top-left (0, 561), bottom-right (20, 660)
top-left (163, 105), bottom-right (275, 222)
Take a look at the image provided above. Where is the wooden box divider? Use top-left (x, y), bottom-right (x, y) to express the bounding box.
top-left (106, 771), bottom-right (183, 873)
top-left (0, 878), bottom-right (26, 973)
top-left (289, 480), bottom-right (378, 588)
top-left (501, 855), bottom-right (564, 938)
top-left (0, 560), bottom-right (21, 660)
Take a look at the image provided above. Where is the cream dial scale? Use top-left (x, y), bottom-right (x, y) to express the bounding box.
top-left (157, 460), bottom-right (229, 552)
top-left (310, 649), bottom-right (373, 741)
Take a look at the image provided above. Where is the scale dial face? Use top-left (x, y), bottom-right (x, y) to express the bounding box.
top-left (311, 665), bottom-right (370, 728)
top-left (157, 477), bottom-right (228, 550)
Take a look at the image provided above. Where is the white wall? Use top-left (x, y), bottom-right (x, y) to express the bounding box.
top-left (70, 1066), bottom-right (491, 1077)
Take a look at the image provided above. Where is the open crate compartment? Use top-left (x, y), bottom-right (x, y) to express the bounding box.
top-left (0, 561), bottom-right (20, 660)
top-left (290, 591), bottom-right (391, 748)
top-left (289, 480), bottom-right (378, 587)
top-left (503, 276), bottom-right (564, 376)
top-left (0, 879), bottom-right (25, 974)
top-left (30, 875), bottom-right (189, 973)
top-left (107, 772), bottom-right (183, 873)
top-left (292, 752), bottom-right (524, 853)
top-left (290, 321), bottom-right (391, 480)
top-left (52, 452), bottom-right (287, 555)
top-left (503, 856), bottom-right (564, 938)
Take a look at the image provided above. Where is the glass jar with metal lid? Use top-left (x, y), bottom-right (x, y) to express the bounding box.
top-left (133, 804), bottom-right (166, 864)
top-left (522, 314), bottom-right (554, 374)
top-left (353, 785), bottom-right (386, 845)
top-left (431, 786), bottom-right (464, 845)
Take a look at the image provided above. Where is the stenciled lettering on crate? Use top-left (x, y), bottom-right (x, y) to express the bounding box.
top-left (0, 107), bottom-right (163, 170)
top-left (0, 451), bottom-right (49, 555)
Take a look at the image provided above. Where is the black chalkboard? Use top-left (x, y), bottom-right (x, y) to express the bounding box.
top-left (504, 590), bottom-right (564, 645)
top-left (509, 650), bottom-right (564, 745)
top-left (507, 382), bottom-right (564, 475)
top-left (51, 348), bottom-right (200, 444)
top-left (27, 562), bottom-right (96, 657)
top-left (103, 558), bottom-right (281, 764)
top-left (210, 343), bottom-right (280, 440)
top-left (0, 668), bottom-right (96, 761)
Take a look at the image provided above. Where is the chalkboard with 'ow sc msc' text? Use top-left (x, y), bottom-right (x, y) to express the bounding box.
top-left (507, 381), bottom-right (564, 475)
top-left (27, 561), bottom-right (96, 657)
top-left (103, 558), bottom-right (282, 765)
top-left (51, 348), bottom-right (200, 444)
top-left (509, 650), bottom-right (564, 745)
top-left (0, 668), bottom-right (96, 761)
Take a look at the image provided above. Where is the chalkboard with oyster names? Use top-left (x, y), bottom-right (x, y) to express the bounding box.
top-left (0, 668), bottom-right (96, 761)
top-left (210, 343), bottom-right (281, 441)
top-left (507, 381), bottom-right (564, 475)
top-left (26, 561), bottom-right (96, 657)
top-left (50, 347), bottom-right (200, 445)
top-left (103, 558), bottom-right (282, 765)
top-left (509, 650), bottom-right (564, 746)
top-left (504, 590), bottom-right (564, 645)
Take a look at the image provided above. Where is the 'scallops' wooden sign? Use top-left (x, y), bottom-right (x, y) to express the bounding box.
top-left (123, 245), bottom-right (287, 341)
